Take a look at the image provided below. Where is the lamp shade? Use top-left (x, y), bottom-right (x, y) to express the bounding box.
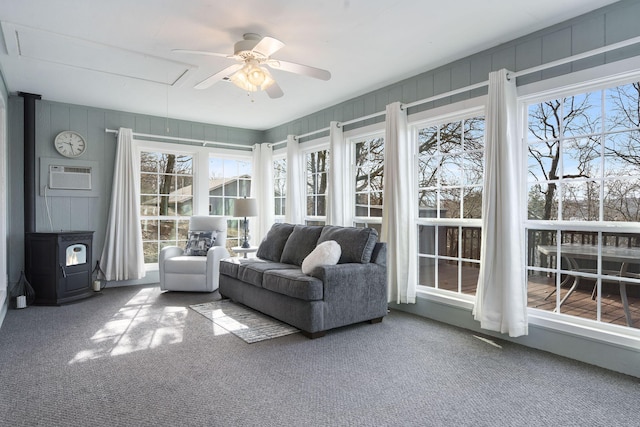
top-left (234, 198), bottom-right (258, 217)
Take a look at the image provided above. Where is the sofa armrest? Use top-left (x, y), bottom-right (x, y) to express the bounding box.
top-left (312, 263), bottom-right (388, 327)
top-left (370, 242), bottom-right (387, 266)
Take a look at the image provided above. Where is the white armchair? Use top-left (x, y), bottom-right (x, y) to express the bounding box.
top-left (159, 216), bottom-right (230, 292)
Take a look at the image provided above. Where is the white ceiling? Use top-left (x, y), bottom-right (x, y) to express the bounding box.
top-left (0, 0), bottom-right (620, 131)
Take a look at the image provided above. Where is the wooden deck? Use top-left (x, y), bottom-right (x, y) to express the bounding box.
top-left (527, 274), bottom-right (640, 328)
top-left (419, 263), bottom-right (640, 328)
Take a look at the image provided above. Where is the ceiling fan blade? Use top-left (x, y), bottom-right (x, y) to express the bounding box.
top-left (172, 49), bottom-right (231, 59)
top-left (194, 64), bottom-right (242, 90)
top-left (267, 60), bottom-right (331, 81)
top-left (252, 36), bottom-right (285, 58)
top-left (265, 81), bottom-right (284, 99)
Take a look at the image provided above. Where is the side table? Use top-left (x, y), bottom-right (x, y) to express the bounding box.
top-left (232, 246), bottom-right (258, 258)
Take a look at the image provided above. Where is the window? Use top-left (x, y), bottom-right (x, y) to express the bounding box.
top-left (353, 135), bottom-right (384, 233)
top-left (140, 151), bottom-right (193, 264)
top-left (209, 155), bottom-right (252, 252)
top-left (305, 149), bottom-right (329, 225)
top-left (525, 80), bottom-right (640, 329)
top-left (273, 156), bottom-right (286, 222)
top-left (416, 114), bottom-right (485, 295)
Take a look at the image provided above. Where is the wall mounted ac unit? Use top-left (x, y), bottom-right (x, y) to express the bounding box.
top-left (48, 165), bottom-right (92, 190)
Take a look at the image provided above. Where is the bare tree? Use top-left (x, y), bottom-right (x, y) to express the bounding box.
top-left (273, 158), bottom-right (287, 215)
top-left (417, 118), bottom-right (484, 219)
top-left (139, 151), bottom-right (193, 263)
top-left (307, 150), bottom-right (328, 216)
top-left (159, 154), bottom-right (176, 215)
top-left (527, 96), bottom-right (599, 220)
top-left (354, 138), bottom-right (384, 216)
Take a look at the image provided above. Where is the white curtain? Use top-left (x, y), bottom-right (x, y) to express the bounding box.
top-left (251, 142), bottom-right (274, 243)
top-left (326, 121), bottom-right (349, 226)
top-left (381, 102), bottom-right (417, 304)
top-left (100, 128), bottom-right (145, 281)
top-left (285, 134), bottom-right (304, 224)
top-left (473, 69), bottom-right (528, 337)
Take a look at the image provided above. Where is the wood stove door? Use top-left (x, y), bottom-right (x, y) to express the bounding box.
top-left (56, 236), bottom-right (93, 304)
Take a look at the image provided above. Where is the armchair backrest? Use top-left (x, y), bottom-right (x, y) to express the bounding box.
top-left (189, 216), bottom-right (227, 247)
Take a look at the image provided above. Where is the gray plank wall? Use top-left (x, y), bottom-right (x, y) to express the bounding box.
top-left (6, 97), bottom-right (261, 288)
top-left (264, 0), bottom-right (640, 143)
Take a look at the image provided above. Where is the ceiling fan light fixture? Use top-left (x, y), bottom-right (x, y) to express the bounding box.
top-left (229, 67), bottom-right (256, 92)
top-left (259, 67), bottom-right (276, 90)
top-left (230, 61), bottom-right (275, 92)
top-left (246, 63), bottom-right (266, 86)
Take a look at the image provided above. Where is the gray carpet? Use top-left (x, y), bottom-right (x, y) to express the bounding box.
top-left (0, 284), bottom-right (638, 427)
top-left (190, 300), bottom-right (299, 343)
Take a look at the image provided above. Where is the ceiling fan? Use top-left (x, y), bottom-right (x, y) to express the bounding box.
top-left (173, 33), bottom-right (331, 99)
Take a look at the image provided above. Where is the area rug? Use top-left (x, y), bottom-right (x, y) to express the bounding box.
top-left (189, 300), bottom-right (299, 343)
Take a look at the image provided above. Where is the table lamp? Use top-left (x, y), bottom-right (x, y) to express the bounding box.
top-left (234, 197), bottom-right (258, 248)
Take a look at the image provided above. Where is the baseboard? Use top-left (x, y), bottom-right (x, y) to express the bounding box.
top-left (390, 294), bottom-right (640, 378)
top-left (102, 270), bottom-right (159, 288)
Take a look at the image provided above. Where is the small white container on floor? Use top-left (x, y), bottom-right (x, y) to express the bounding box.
top-left (16, 295), bottom-right (26, 309)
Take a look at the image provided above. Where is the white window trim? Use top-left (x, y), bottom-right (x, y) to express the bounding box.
top-left (135, 139), bottom-right (211, 215)
top-left (518, 60), bottom-right (640, 344)
top-left (346, 124), bottom-right (386, 227)
top-left (272, 151), bottom-right (287, 222)
top-left (136, 140), bottom-right (202, 272)
top-left (518, 55), bottom-right (640, 101)
top-left (403, 59), bottom-right (640, 347)
top-left (207, 149), bottom-right (255, 250)
top-left (408, 96), bottom-right (487, 127)
top-left (208, 147), bottom-right (255, 203)
top-left (300, 136), bottom-right (330, 224)
top-left (298, 135), bottom-right (329, 152)
top-left (411, 102), bottom-right (486, 296)
top-left (135, 140), bottom-right (253, 270)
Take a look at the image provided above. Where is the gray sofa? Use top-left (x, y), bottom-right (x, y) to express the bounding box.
top-left (218, 223), bottom-right (388, 338)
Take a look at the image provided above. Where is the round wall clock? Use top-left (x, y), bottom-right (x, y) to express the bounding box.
top-left (54, 130), bottom-right (87, 158)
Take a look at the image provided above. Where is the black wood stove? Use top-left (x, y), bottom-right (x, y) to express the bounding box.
top-left (25, 231), bottom-right (94, 305)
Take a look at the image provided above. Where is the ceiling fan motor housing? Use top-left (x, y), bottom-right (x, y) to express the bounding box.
top-left (234, 33), bottom-right (264, 60)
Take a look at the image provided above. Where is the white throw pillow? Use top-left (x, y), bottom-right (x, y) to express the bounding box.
top-left (301, 240), bottom-right (341, 275)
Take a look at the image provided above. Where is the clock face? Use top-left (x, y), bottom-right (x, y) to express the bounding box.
top-left (54, 131), bottom-right (86, 158)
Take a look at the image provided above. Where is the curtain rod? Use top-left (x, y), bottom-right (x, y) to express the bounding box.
top-left (271, 111), bottom-right (387, 146)
top-left (404, 35), bottom-right (640, 111)
top-left (269, 125), bottom-right (332, 148)
top-left (297, 126), bottom-right (331, 140)
top-left (104, 128), bottom-right (253, 150)
top-left (339, 111), bottom-right (387, 127)
top-left (270, 139), bottom-right (287, 148)
top-left (510, 34), bottom-right (640, 79)
top-left (280, 34), bottom-right (640, 143)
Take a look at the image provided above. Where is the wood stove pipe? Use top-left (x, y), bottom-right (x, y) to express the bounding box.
top-left (19, 92), bottom-right (41, 234)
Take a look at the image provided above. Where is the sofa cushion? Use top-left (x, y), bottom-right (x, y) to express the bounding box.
top-left (280, 225), bottom-right (324, 266)
top-left (256, 223), bottom-right (295, 262)
top-left (237, 259), bottom-right (299, 288)
top-left (317, 226), bottom-right (378, 264)
top-left (301, 240), bottom-right (341, 275)
top-left (263, 269), bottom-right (324, 301)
